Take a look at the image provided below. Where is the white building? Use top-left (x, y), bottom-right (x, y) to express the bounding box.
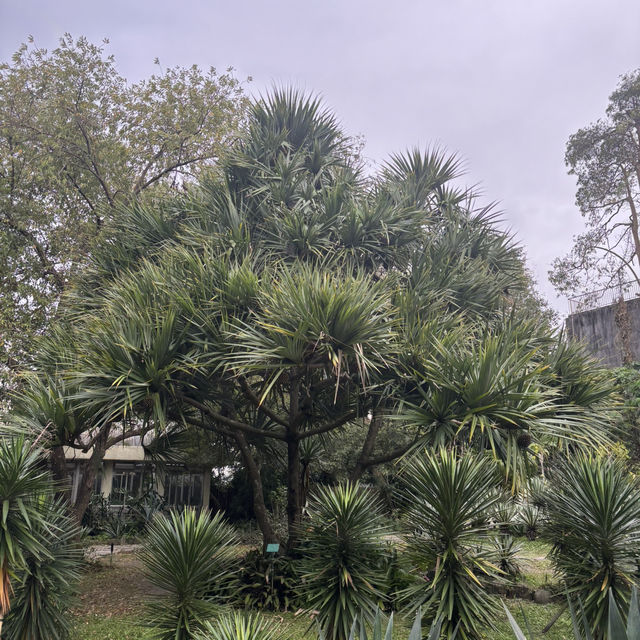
top-left (64, 443), bottom-right (211, 509)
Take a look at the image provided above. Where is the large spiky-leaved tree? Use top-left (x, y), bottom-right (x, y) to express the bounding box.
top-left (11, 89), bottom-right (617, 548)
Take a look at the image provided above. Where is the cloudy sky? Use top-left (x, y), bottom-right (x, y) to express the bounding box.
top-left (2, 0), bottom-right (639, 316)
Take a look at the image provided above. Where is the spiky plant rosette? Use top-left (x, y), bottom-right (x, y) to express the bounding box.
top-left (399, 448), bottom-right (502, 640)
top-left (296, 482), bottom-right (391, 640)
top-left (140, 508), bottom-right (238, 640)
top-left (545, 455), bottom-right (640, 639)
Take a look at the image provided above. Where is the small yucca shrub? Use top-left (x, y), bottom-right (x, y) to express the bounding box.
top-left (194, 612), bottom-right (284, 640)
top-left (546, 455), bottom-right (640, 639)
top-left (504, 587), bottom-right (640, 639)
top-left (3, 497), bottom-right (81, 640)
top-left (296, 482), bottom-right (390, 640)
top-left (400, 448), bottom-right (502, 639)
top-left (140, 508), bottom-right (238, 640)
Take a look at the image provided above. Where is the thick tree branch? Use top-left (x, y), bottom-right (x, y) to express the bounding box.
top-left (180, 396), bottom-right (287, 440)
top-left (298, 410), bottom-right (358, 439)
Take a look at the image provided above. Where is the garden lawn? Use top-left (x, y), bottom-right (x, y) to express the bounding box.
top-left (71, 540), bottom-right (573, 640)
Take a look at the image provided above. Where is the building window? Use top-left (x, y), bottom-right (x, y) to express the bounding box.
top-left (164, 472), bottom-right (203, 507)
top-left (110, 464), bottom-right (143, 506)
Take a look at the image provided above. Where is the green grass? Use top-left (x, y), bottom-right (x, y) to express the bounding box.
top-left (70, 602), bottom-right (573, 640)
top-left (70, 539), bottom-right (572, 640)
top-left (71, 616), bottom-right (152, 640)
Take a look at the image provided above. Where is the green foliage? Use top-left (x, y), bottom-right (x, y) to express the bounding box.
top-left (3, 498), bottom-right (82, 640)
top-left (296, 482), bottom-right (390, 640)
top-left (235, 549), bottom-right (298, 611)
top-left (517, 504), bottom-right (544, 541)
top-left (492, 535), bottom-right (523, 580)
top-left (321, 608), bottom-right (439, 640)
top-left (0, 34), bottom-right (248, 379)
top-left (139, 509), bottom-right (238, 640)
top-left (400, 448), bottom-right (502, 639)
top-left (612, 365), bottom-right (640, 465)
top-left (0, 436), bottom-right (53, 617)
top-left (194, 612), bottom-right (283, 640)
top-left (15, 85), bottom-right (619, 548)
top-left (504, 587), bottom-right (640, 640)
top-left (545, 456), bottom-right (640, 639)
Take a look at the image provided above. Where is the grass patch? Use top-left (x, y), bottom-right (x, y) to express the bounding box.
top-left (69, 543), bottom-right (572, 640)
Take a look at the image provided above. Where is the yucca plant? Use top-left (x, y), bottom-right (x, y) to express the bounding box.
top-left (0, 437), bottom-right (53, 635)
top-left (194, 612), bottom-right (284, 640)
top-left (400, 448), bottom-right (502, 639)
top-left (322, 608), bottom-right (442, 640)
top-left (517, 503), bottom-right (544, 541)
top-left (3, 497), bottom-right (82, 640)
top-left (545, 455), bottom-right (640, 639)
top-left (296, 482), bottom-right (391, 640)
top-left (140, 508), bottom-right (238, 640)
top-left (492, 495), bottom-right (520, 535)
top-left (492, 534), bottom-right (522, 580)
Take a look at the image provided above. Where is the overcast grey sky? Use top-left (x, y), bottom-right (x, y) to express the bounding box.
top-left (2, 0), bottom-right (639, 316)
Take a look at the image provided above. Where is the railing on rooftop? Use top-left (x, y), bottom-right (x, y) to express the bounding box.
top-left (568, 280), bottom-right (640, 314)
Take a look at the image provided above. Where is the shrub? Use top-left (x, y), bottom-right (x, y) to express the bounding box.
top-left (194, 612), bottom-right (283, 640)
top-left (296, 482), bottom-right (391, 640)
top-left (546, 455), bottom-right (640, 639)
top-left (400, 448), bottom-right (502, 639)
top-left (504, 587), bottom-right (640, 639)
top-left (140, 508), bottom-right (238, 640)
top-left (491, 534), bottom-right (522, 580)
top-left (235, 548), bottom-right (298, 611)
top-left (517, 503), bottom-right (544, 540)
top-left (3, 497), bottom-right (82, 640)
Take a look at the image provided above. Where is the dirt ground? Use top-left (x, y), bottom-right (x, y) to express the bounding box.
top-left (72, 553), bottom-right (157, 618)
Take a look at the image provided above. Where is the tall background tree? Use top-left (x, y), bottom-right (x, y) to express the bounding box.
top-left (0, 34), bottom-right (249, 393)
top-left (550, 69), bottom-right (640, 300)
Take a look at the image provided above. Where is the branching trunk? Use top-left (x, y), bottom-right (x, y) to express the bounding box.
top-left (234, 431), bottom-right (279, 549)
top-left (350, 405), bottom-right (384, 481)
top-left (286, 370), bottom-right (302, 551)
top-left (49, 444), bottom-right (71, 503)
top-left (71, 425), bottom-right (111, 524)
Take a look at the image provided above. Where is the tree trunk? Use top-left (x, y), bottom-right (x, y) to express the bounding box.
top-left (286, 435), bottom-right (302, 551)
top-left (286, 370), bottom-right (302, 551)
top-left (234, 431), bottom-right (279, 549)
top-left (71, 425), bottom-right (111, 524)
top-left (49, 444), bottom-right (71, 503)
top-left (350, 404), bottom-right (384, 481)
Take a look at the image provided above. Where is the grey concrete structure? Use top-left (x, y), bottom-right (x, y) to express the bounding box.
top-left (565, 296), bottom-right (640, 368)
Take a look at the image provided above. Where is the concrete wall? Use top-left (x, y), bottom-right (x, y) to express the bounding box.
top-left (566, 296), bottom-right (640, 367)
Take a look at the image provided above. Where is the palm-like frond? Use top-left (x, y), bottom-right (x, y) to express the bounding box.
top-left (297, 482), bottom-right (390, 640)
top-left (400, 448), bottom-right (502, 639)
top-left (381, 147), bottom-right (465, 211)
top-left (224, 265), bottom-right (395, 386)
top-left (546, 455), bottom-right (640, 639)
top-left (194, 612), bottom-right (284, 640)
top-left (0, 437), bottom-right (53, 617)
top-left (3, 497), bottom-right (81, 640)
top-left (140, 508), bottom-right (238, 640)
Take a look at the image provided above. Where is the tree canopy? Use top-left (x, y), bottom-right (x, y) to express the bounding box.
top-left (8, 89), bottom-right (617, 547)
top-left (0, 34), bottom-right (249, 386)
top-left (550, 69), bottom-right (640, 300)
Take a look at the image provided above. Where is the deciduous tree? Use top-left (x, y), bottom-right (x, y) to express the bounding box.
top-left (550, 69), bottom-right (640, 299)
